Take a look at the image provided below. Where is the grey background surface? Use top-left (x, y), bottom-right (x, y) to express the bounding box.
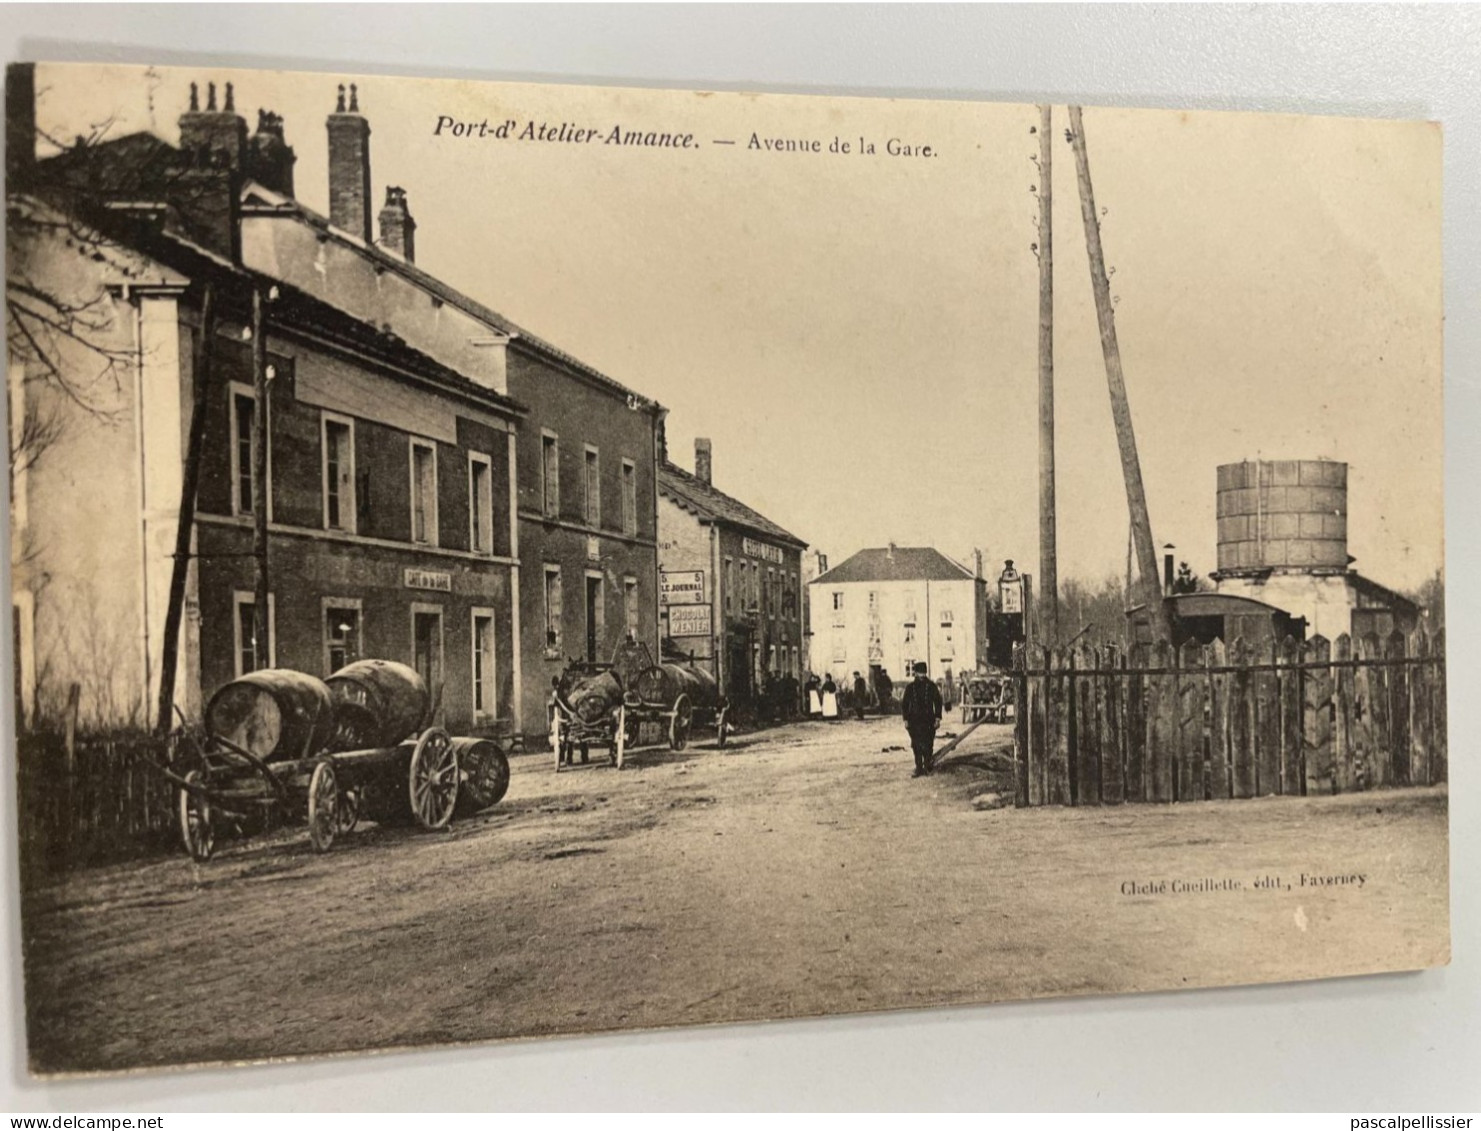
top-left (0, 3), bottom-right (1476, 1112)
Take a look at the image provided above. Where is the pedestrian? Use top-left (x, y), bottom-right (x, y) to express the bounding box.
top-left (805, 672), bottom-right (823, 718)
top-left (901, 661), bottom-right (943, 777)
top-left (875, 668), bottom-right (894, 716)
top-left (852, 671), bottom-right (868, 720)
top-left (821, 673), bottom-right (839, 721)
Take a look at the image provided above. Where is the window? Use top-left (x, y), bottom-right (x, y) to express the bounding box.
top-left (903, 593), bottom-right (918, 626)
top-left (544, 566), bottom-right (563, 655)
top-left (623, 577), bottom-right (639, 641)
top-left (324, 601), bottom-right (361, 674)
top-left (472, 609), bottom-right (496, 718)
top-left (468, 453), bottom-right (494, 555)
top-left (940, 608), bottom-right (954, 626)
top-left (410, 439), bottom-right (438, 545)
top-left (832, 637), bottom-right (847, 663)
top-left (621, 459), bottom-right (637, 536)
top-left (322, 414), bottom-right (355, 532)
top-left (831, 590), bottom-right (845, 628)
top-left (584, 446), bottom-right (601, 526)
top-left (868, 590), bottom-right (879, 614)
top-left (904, 624), bottom-right (917, 648)
top-left (724, 557), bottom-right (734, 614)
top-left (232, 591), bottom-right (275, 676)
top-left (542, 433), bottom-right (559, 518)
top-left (791, 645), bottom-right (799, 678)
top-left (230, 388), bottom-right (262, 516)
top-left (768, 644), bottom-right (777, 675)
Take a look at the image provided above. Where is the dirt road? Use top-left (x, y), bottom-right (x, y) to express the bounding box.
top-left (21, 717), bottom-right (1449, 1073)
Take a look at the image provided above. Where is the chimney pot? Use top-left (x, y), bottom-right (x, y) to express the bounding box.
top-left (327, 84), bottom-right (373, 242)
top-left (377, 184), bottom-right (417, 262)
top-left (695, 438), bottom-right (713, 485)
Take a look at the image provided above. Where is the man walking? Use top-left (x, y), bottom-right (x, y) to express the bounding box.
top-left (901, 661), bottom-right (943, 777)
top-left (851, 671), bottom-right (868, 720)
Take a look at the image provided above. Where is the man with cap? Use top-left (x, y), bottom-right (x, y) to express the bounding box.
top-left (900, 661), bottom-right (943, 777)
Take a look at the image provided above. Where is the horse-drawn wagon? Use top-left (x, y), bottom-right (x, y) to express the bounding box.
top-left (170, 660), bottom-right (511, 860)
top-left (550, 642), bottom-right (729, 768)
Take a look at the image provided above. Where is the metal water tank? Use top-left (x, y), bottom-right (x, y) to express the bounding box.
top-left (1216, 459), bottom-right (1347, 572)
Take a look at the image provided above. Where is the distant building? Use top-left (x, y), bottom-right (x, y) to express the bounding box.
top-left (657, 439), bottom-right (806, 710)
top-left (807, 545), bottom-right (988, 684)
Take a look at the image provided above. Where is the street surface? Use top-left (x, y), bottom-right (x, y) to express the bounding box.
top-left (22, 716), bottom-right (1449, 1073)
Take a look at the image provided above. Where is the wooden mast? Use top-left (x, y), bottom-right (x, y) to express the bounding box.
top-left (1036, 104), bottom-right (1059, 648)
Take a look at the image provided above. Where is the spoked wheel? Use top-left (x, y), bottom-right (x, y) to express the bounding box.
top-left (306, 761), bottom-right (339, 854)
top-left (408, 727), bottom-right (459, 829)
top-left (178, 769), bottom-right (215, 862)
top-left (335, 785), bottom-right (361, 836)
top-left (454, 739), bottom-right (512, 815)
top-left (716, 709), bottom-right (730, 749)
top-left (669, 695), bottom-right (693, 752)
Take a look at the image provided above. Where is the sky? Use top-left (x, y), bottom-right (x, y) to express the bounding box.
top-left (32, 63), bottom-right (1445, 593)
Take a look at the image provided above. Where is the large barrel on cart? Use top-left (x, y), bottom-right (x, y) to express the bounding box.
top-left (326, 659), bottom-right (429, 749)
top-left (204, 668), bottom-right (338, 764)
top-left (631, 661), bottom-right (728, 750)
top-left (176, 662), bottom-right (509, 862)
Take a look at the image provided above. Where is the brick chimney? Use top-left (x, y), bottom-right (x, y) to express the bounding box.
top-left (377, 185), bottom-right (416, 262)
top-left (178, 80), bottom-right (248, 168)
top-left (5, 63), bottom-right (35, 190)
top-left (695, 438), bottom-right (713, 485)
top-left (326, 83), bottom-right (372, 242)
top-left (245, 109), bottom-right (296, 196)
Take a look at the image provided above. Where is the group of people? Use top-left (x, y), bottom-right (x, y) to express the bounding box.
top-left (802, 669), bottom-right (895, 722)
top-left (801, 664), bottom-right (945, 779)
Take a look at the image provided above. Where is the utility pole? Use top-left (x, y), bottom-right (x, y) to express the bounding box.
top-left (1036, 104), bottom-right (1059, 648)
top-left (154, 283), bottom-right (214, 733)
top-left (251, 286), bottom-right (272, 668)
top-left (1066, 105), bottom-right (1168, 639)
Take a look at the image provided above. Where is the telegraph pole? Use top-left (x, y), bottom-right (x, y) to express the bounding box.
top-left (1066, 105), bottom-right (1168, 638)
top-left (1036, 104), bottom-right (1059, 648)
top-left (154, 283), bottom-right (214, 733)
top-left (251, 286), bottom-right (272, 668)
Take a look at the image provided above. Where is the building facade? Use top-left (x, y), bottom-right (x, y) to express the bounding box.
top-left (7, 72), bottom-right (664, 741)
top-left (807, 546), bottom-right (989, 686)
top-left (657, 439), bottom-right (806, 711)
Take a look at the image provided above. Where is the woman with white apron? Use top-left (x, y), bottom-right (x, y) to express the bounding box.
top-left (821, 675), bottom-right (839, 720)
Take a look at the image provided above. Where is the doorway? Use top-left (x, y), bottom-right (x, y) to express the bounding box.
top-left (585, 575), bottom-right (603, 663)
top-left (412, 606), bottom-right (444, 722)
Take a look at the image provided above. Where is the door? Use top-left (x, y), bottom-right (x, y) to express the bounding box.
top-left (585, 576), bottom-right (603, 663)
top-left (412, 608), bottom-right (444, 722)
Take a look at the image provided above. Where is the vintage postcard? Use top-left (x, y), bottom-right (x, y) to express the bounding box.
top-left (5, 62), bottom-right (1446, 1074)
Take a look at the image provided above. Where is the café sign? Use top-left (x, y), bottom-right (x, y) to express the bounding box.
top-left (404, 568), bottom-right (452, 593)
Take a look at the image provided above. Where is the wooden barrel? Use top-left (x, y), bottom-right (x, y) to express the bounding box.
top-left (559, 669), bottom-right (624, 725)
top-left (326, 660), bottom-right (429, 750)
top-left (634, 662), bottom-right (721, 712)
top-left (205, 669), bottom-right (337, 763)
top-left (452, 737), bottom-right (511, 816)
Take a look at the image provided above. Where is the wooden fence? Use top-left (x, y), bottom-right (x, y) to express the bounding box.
top-left (16, 728), bottom-right (179, 880)
top-left (1011, 630), bottom-right (1447, 807)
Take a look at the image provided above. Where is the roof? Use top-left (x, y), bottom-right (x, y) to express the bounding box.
top-left (658, 462), bottom-right (805, 548)
top-left (1347, 572), bottom-right (1421, 614)
top-left (812, 547), bottom-right (975, 586)
top-left (239, 185), bottom-right (663, 414)
top-left (35, 130), bottom-right (662, 417)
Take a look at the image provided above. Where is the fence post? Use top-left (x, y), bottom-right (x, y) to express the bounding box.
top-left (1303, 635), bottom-right (1333, 795)
top-left (1147, 640), bottom-right (1175, 802)
top-left (1358, 632), bottom-right (1383, 788)
top-left (1013, 646), bottom-right (1030, 807)
top-left (1065, 649), bottom-right (1079, 806)
top-left (1207, 638), bottom-right (1230, 801)
top-left (1280, 635), bottom-right (1303, 796)
top-left (1104, 643), bottom-right (1125, 804)
top-left (1047, 648), bottom-right (1071, 806)
top-left (1433, 628), bottom-right (1447, 783)
top-left (1388, 631), bottom-right (1411, 786)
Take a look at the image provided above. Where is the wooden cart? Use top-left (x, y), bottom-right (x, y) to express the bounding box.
top-left (628, 654), bottom-right (729, 752)
top-left (171, 663), bottom-right (510, 861)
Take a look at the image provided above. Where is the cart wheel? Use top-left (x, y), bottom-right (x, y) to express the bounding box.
top-left (178, 769), bottom-right (215, 862)
top-left (716, 710), bottom-right (729, 748)
top-left (307, 761), bottom-right (339, 853)
top-left (409, 727), bottom-right (459, 830)
top-left (669, 695), bottom-right (693, 752)
top-left (335, 786), bottom-right (361, 836)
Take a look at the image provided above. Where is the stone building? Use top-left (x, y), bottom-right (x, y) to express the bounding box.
top-left (657, 439), bottom-right (806, 712)
top-left (7, 71), bottom-right (664, 739)
top-left (807, 545), bottom-right (989, 687)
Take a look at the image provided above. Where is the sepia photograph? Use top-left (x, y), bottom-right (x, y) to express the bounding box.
top-left (4, 56), bottom-right (1448, 1078)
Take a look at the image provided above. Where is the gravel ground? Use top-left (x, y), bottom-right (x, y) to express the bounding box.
top-left (20, 716), bottom-right (1449, 1075)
